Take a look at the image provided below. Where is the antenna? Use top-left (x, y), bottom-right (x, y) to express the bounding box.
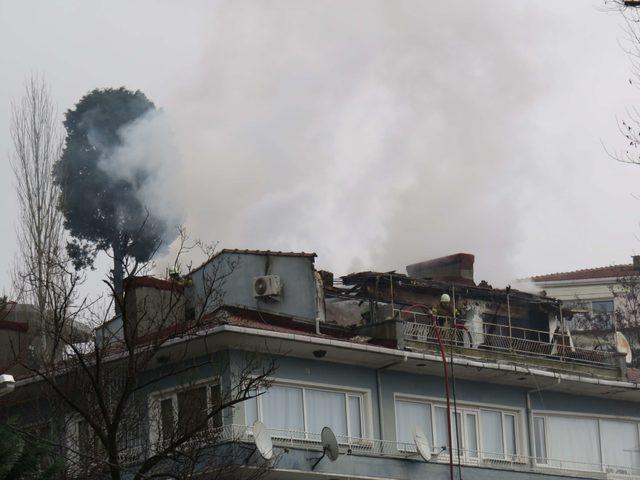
top-left (311, 426), bottom-right (340, 469)
top-left (252, 421), bottom-right (274, 460)
top-left (616, 331), bottom-right (633, 364)
top-left (414, 428), bottom-right (435, 462)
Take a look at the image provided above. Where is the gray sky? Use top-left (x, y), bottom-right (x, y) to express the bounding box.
top-left (1, 0), bottom-right (639, 295)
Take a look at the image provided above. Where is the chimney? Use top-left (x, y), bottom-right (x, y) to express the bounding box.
top-left (406, 253), bottom-right (475, 285)
top-left (633, 255), bottom-right (640, 270)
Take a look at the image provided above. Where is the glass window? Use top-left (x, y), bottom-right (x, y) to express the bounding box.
top-left (592, 300), bottom-right (614, 314)
top-left (599, 420), bottom-right (640, 472)
top-left (177, 386), bottom-right (208, 435)
top-left (504, 414), bottom-right (517, 456)
top-left (452, 412), bottom-right (462, 453)
top-left (434, 406), bottom-right (449, 451)
top-left (466, 413), bottom-right (478, 458)
top-left (247, 383), bottom-right (366, 441)
top-left (78, 419), bottom-right (92, 455)
top-left (481, 410), bottom-right (504, 458)
top-left (160, 398), bottom-right (175, 440)
top-left (396, 400), bottom-right (518, 460)
top-left (396, 400), bottom-right (432, 449)
top-left (210, 385), bottom-right (222, 428)
top-left (306, 389), bottom-right (348, 436)
top-left (348, 395), bottom-right (363, 439)
top-left (245, 393), bottom-right (258, 426)
top-left (261, 385), bottom-right (304, 433)
top-left (154, 383), bottom-right (220, 445)
top-left (534, 417), bottom-right (547, 464)
top-left (545, 416), bottom-right (600, 471)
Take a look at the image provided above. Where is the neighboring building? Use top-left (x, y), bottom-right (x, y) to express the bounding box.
top-left (5, 249), bottom-right (640, 479)
top-left (0, 301), bottom-right (91, 376)
top-left (529, 256), bottom-right (640, 331)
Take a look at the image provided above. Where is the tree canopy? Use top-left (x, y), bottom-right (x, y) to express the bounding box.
top-left (0, 422), bottom-right (61, 480)
top-left (54, 88), bottom-right (174, 310)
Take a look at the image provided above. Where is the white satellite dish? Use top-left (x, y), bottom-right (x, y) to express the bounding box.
top-left (252, 421), bottom-right (274, 460)
top-left (312, 426), bottom-right (340, 469)
top-left (414, 427), bottom-right (433, 462)
top-left (616, 331), bottom-right (633, 365)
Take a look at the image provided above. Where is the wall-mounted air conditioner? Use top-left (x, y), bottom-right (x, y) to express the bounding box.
top-left (253, 275), bottom-right (282, 300)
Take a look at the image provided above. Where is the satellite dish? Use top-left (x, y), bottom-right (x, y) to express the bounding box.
top-left (252, 421), bottom-right (274, 460)
top-left (312, 427), bottom-right (340, 469)
top-left (414, 428), bottom-right (433, 462)
top-left (616, 331), bottom-right (633, 364)
top-left (321, 427), bottom-right (340, 461)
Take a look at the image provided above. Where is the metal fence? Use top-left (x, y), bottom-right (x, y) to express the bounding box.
top-left (399, 309), bottom-right (619, 368)
top-left (117, 424), bottom-right (640, 478)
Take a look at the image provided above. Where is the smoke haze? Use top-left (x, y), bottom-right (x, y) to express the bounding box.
top-left (97, 109), bottom-right (184, 248)
top-left (163, 1), bottom-right (551, 284)
top-left (2, 0), bottom-right (639, 293)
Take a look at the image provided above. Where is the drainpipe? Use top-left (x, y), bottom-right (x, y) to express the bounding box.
top-left (376, 358), bottom-right (406, 446)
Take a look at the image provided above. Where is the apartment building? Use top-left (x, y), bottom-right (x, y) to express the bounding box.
top-left (3, 250), bottom-right (640, 480)
top-left (529, 256), bottom-right (640, 329)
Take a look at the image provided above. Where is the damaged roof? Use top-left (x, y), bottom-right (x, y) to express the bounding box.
top-left (340, 271), bottom-right (560, 306)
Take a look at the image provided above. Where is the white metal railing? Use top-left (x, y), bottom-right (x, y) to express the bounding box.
top-left (116, 425), bottom-right (640, 478)
top-left (398, 309), bottom-right (619, 368)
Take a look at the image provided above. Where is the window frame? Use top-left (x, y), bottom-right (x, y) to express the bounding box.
top-left (148, 377), bottom-right (221, 448)
top-left (394, 393), bottom-right (523, 462)
top-left (66, 415), bottom-right (104, 472)
top-left (244, 379), bottom-right (371, 441)
top-left (532, 410), bottom-right (640, 474)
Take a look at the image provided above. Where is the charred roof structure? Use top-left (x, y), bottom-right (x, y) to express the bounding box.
top-left (324, 253), bottom-right (626, 379)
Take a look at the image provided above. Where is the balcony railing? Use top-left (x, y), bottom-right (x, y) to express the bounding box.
top-left (398, 309), bottom-right (619, 368)
top-left (116, 425), bottom-right (640, 479)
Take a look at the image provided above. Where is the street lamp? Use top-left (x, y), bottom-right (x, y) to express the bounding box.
top-left (0, 374), bottom-right (15, 396)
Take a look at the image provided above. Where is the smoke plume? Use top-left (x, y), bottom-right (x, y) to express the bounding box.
top-left (97, 109), bottom-right (184, 248)
top-left (160, 2), bottom-right (557, 285)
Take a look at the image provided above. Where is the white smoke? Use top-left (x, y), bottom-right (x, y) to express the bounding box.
top-left (153, 1), bottom-right (576, 284)
top-left (97, 109), bottom-right (185, 246)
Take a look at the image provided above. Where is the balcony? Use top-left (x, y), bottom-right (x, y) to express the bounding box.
top-left (114, 424), bottom-right (640, 479)
top-left (395, 309), bottom-right (622, 376)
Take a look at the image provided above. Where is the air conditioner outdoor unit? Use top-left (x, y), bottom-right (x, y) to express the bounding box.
top-left (253, 275), bottom-right (282, 300)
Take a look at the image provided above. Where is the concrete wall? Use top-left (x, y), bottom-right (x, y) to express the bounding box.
top-left (190, 252), bottom-right (319, 321)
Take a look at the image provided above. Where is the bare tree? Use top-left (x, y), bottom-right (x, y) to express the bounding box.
top-left (9, 75), bottom-right (66, 357)
top-left (1, 229), bottom-right (276, 480)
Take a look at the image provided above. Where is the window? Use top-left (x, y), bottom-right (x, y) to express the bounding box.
top-left (395, 398), bottom-right (520, 461)
top-left (600, 419), bottom-right (640, 472)
top-left (245, 383), bottom-right (366, 441)
top-left (151, 382), bottom-right (222, 447)
top-left (533, 417), bottom-right (547, 464)
top-left (535, 413), bottom-right (640, 474)
top-left (544, 415), bottom-right (600, 471)
top-left (592, 300), bottom-right (614, 314)
top-left (480, 410), bottom-right (504, 458)
top-left (395, 399), bottom-right (432, 449)
top-left (67, 417), bottom-right (104, 471)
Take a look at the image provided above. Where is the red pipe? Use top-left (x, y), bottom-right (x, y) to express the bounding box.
top-left (402, 304), bottom-right (454, 480)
